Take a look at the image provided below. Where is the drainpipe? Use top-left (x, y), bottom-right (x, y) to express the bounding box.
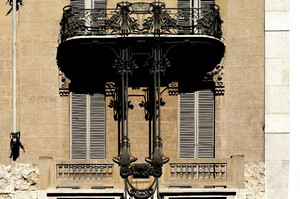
top-left (12, 0), bottom-right (17, 133)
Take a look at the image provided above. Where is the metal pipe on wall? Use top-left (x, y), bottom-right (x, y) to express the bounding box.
top-left (12, 0), bottom-right (17, 133)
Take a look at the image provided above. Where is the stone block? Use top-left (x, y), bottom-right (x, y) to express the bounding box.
top-left (265, 58), bottom-right (289, 86)
top-left (265, 85), bottom-right (289, 114)
top-left (265, 10), bottom-right (289, 31)
top-left (266, 187), bottom-right (288, 199)
top-left (265, 0), bottom-right (289, 11)
top-left (265, 160), bottom-right (289, 189)
top-left (224, 107), bottom-right (264, 123)
top-left (265, 134), bottom-right (289, 161)
top-left (265, 32), bottom-right (289, 59)
top-left (265, 113), bottom-right (289, 133)
top-left (39, 156), bottom-right (53, 190)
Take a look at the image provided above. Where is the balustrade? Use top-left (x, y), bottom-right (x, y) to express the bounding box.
top-left (56, 164), bottom-right (113, 180)
top-left (39, 156), bottom-right (244, 190)
top-left (169, 163), bottom-right (226, 180)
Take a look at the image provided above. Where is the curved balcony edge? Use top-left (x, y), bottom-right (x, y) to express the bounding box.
top-left (59, 2), bottom-right (223, 43)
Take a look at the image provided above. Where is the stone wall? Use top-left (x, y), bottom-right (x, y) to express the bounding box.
top-left (0, 164), bottom-right (39, 199)
top-left (245, 162), bottom-right (265, 199)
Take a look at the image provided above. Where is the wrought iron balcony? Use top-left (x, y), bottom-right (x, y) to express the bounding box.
top-left (57, 2), bottom-right (225, 94)
top-left (59, 2), bottom-right (222, 42)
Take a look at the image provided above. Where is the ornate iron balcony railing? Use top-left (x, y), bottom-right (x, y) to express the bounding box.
top-left (59, 2), bottom-right (222, 42)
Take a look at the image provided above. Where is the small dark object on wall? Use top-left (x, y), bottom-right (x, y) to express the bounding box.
top-left (6, 0), bottom-right (23, 16)
top-left (9, 132), bottom-right (25, 161)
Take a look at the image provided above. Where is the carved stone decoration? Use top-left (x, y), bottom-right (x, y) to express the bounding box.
top-left (168, 82), bottom-right (179, 96)
top-left (208, 65), bottom-right (224, 95)
top-left (105, 82), bottom-right (116, 96)
top-left (59, 71), bottom-right (70, 97)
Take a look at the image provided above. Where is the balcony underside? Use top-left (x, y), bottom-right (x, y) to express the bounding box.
top-left (57, 35), bottom-right (225, 94)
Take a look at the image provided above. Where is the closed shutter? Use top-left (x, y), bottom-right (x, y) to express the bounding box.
top-left (72, 94), bottom-right (87, 159)
top-left (71, 0), bottom-right (106, 9)
top-left (90, 94), bottom-right (106, 159)
top-left (179, 90), bottom-right (215, 158)
top-left (179, 93), bottom-right (195, 158)
top-left (178, 0), bottom-right (190, 8)
top-left (198, 89), bottom-right (214, 158)
top-left (94, 0), bottom-right (106, 9)
top-left (178, 0), bottom-right (215, 8)
top-left (201, 0), bottom-right (215, 7)
top-left (70, 0), bottom-right (85, 8)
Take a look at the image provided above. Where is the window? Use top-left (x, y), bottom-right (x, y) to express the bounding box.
top-left (179, 89), bottom-right (215, 158)
top-left (71, 93), bottom-right (106, 159)
top-left (178, 0), bottom-right (215, 8)
top-left (70, 0), bottom-right (106, 9)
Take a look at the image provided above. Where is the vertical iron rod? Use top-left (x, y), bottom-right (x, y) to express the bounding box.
top-left (148, 88), bottom-right (152, 156)
top-left (12, 0), bottom-right (17, 133)
top-left (153, 48), bottom-right (157, 149)
top-left (121, 51), bottom-right (125, 140)
top-left (125, 58), bottom-right (129, 138)
top-left (157, 48), bottom-right (161, 138)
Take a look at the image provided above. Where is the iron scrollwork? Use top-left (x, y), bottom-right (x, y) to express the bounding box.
top-left (59, 2), bottom-right (223, 41)
top-left (197, 5), bottom-right (223, 38)
top-left (143, 2), bottom-right (177, 35)
top-left (108, 2), bottom-right (139, 35)
top-left (5, 0), bottom-right (23, 16)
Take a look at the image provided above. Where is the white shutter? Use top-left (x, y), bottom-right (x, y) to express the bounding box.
top-left (197, 89), bottom-right (214, 158)
top-left (179, 93), bottom-right (196, 158)
top-left (72, 94), bottom-right (87, 159)
top-left (90, 94), bottom-right (106, 159)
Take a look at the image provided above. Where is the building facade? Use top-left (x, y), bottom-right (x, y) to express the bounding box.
top-left (0, 0), bottom-right (289, 198)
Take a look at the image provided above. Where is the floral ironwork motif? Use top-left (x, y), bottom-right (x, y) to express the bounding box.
top-left (197, 5), bottom-right (223, 38)
top-left (59, 2), bottom-right (223, 41)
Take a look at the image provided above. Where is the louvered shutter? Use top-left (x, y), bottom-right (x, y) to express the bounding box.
top-left (201, 0), bottom-right (215, 7)
top-left (72, 94), bottom-right (87, 159)
top-left (178, 0), bottom-right (215, 8)
top-left (179, 93), bottom-right (195, 158)
top-left (70, 0), bottom-right (85, 8)
top-left (178, 0), bottom-right (190, 8)
top-left (198, 89), bottom-right (214, 158)
top-left (94, 0), bottom-right (106, 9)
top-left (90, 94), bottom-right (106, 159)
